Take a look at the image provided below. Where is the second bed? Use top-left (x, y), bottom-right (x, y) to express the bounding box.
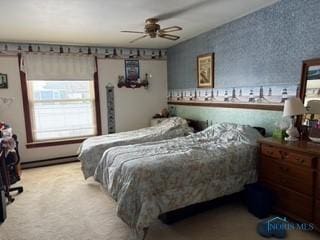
top-left (78, 117), bottom-right (191, 179)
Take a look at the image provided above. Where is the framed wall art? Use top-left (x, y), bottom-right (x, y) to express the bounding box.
top-left (197, 53), bottom-right (214, 88)
top-left (0, 73), bottom-right (8, 89)
top-left (125, 60), bottom-right (140, 83)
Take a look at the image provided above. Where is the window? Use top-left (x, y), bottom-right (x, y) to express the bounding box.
top-left (19, 53), bottom-right (101, 147)
top-left (28, 80), bottom-right (97, 141)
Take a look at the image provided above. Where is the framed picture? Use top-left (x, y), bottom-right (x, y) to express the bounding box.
top-left (197, 53), bottom-right (214, 88)
top-left (0, 73), bottom-right (8, 89)
top-left (125, 60), bottom-right (140, 82)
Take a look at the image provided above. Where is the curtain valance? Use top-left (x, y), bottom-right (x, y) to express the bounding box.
top-left (21, 53), bottom-right (96, 80)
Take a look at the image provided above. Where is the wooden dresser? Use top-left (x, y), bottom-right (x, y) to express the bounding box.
top-left (258, 137), bottom-right (319, 228)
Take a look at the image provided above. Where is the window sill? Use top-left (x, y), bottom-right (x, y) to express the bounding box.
top-left (26, 137), bottom-right (88, 148)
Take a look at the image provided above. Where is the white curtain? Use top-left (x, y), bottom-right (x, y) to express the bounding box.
top-left (21, 52), bottom-right (96, 80)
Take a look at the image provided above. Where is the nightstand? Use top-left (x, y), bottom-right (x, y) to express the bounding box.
top-left (258, 137), bottom-right (320, 228)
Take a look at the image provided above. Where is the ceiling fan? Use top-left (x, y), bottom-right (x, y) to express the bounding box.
top-left (121, 18), bottom-right (183, 43)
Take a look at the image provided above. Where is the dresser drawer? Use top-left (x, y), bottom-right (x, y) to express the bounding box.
top-left (261, 144), bottom-right (314, 168)
top-left (261, 144), bottom-right (282, 159)
top-left (262, 181), bottom-right (313, 222)
top-left (260, 157), bottom-right (314, 195)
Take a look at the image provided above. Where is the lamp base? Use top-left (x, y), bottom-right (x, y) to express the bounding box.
top-left (285, 117), bottom-right (300, 142)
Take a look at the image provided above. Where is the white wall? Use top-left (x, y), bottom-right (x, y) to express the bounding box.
top-left (98, 59), bottom-right (167, 132)
top-left (0, 56), bottom-right (167, 162)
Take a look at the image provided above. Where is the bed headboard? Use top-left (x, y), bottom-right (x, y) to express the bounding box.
top-left (185, 120), bottom-right (266, 136)
top-left (186, 119), bottom-right (208, 132)
top-left (253, 127), bottom-right (266, 137)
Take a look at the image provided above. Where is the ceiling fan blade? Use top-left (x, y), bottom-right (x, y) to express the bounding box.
top-left (154, 0), bottom-right (214, 21)
top-left (158, 33), bottom-right (180, 41)
top-left (159, 26), bottom-right (183, 33)
top-left (129, 35), bottom-right (147, 43)
top-left (121, 30), bottom-right (145, 34)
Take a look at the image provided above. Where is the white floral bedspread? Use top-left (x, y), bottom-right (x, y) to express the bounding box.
top-left (94, 123), bottom-right (262, 239)
top-left (78, 117), bottom-right (191, 179)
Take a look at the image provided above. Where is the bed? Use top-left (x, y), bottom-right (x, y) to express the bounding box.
top-left (94, 123), bottom-right (263, 240)
top-left (78, 117), bottom-right (192, 179)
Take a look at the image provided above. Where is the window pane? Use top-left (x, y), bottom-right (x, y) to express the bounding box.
top-left (28, 80), bottom-right (96, 141)
top-left (31, 81), bottom-right (92, 101)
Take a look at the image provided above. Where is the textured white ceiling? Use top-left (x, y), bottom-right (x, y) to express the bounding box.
top-left (0, 0), bottom-right (279, 48)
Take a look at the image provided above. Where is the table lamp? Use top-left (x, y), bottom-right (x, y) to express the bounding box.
top-left (283, 97), bottom-right (306, 141)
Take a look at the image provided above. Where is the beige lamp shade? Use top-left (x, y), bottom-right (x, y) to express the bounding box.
top-left (306, 100), bottom-right (320, 114)
top-left (283, 97), bottom-right (306, 117)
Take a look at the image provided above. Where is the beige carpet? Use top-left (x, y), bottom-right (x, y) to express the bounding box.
top-left (0, 162), bottom-right (319, 240)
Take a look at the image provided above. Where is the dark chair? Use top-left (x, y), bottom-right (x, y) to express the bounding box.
top-left (7, 135), bottom-right (23, 196)
top-left (0, 170), bottom-right (7, 223)
top-left (0, 134), bottom-right (23, 203)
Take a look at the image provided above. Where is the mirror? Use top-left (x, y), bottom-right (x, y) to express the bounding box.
top-left (299, 58), bottom-right (320, 138)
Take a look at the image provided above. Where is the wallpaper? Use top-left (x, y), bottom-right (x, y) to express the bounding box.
top-left (167, 0), bottom-right (320, 130)
top-left (0, 43), bottom-right (167, 60)
top-left (167, 0), bottom-right (320, 89)
top-left (168, 83), bottom-right (298, 106)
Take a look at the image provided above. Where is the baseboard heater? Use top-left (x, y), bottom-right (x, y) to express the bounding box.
top-left (21, 155), bottom-right (79, 169)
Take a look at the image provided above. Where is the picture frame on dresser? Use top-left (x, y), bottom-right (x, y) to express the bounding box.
top-left (197, 53), bottom-right (214, 88)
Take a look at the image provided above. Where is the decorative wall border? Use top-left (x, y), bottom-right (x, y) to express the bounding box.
top-left (168, 84), bottom-right (299, 111)
top-left (0, 42), bottom-right (167, 60)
